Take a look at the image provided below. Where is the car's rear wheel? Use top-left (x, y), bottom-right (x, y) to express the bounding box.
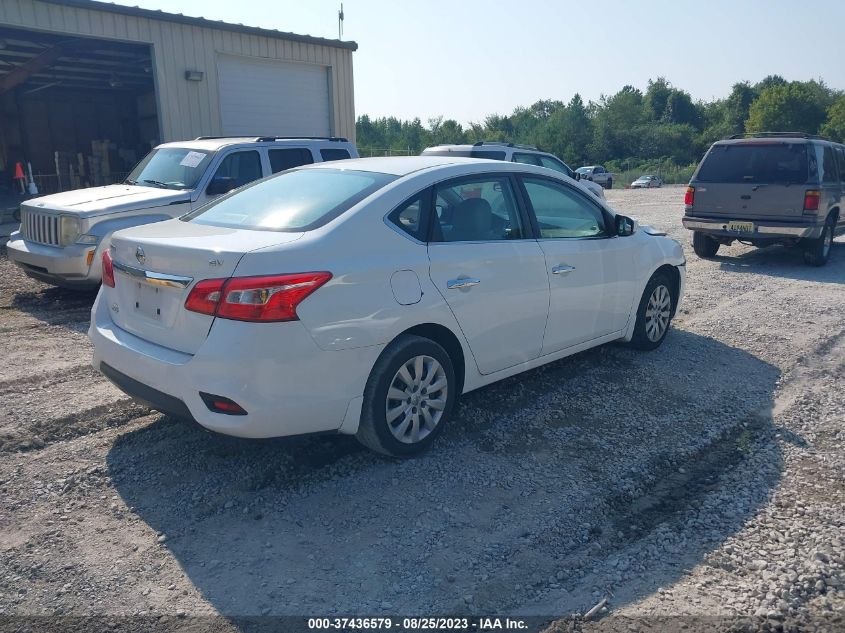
top-left (356, 335), bottom-right (456, 457)
top-left (803, 215), bottom-right (835, 267)
top-left (692, 231), bottom-right (720, 258)
top-left (629, 273), bottom-right (675, 350)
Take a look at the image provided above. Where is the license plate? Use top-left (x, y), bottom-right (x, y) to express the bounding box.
top-left (727, 221), bottom-right (754, 233)
top-left (133, 281), bottom-right (162, 320)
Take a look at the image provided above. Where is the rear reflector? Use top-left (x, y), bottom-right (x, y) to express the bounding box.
top-left (684, 186), bottom-right (695, 207)
top-left (199, 392), bottom-right (247, 416)
top-left (803, 190), bottom-right (820, 211)
top-left (102, 250), bottom-right (115, 288)
top-left (184, 272), bottom-right (332, 322)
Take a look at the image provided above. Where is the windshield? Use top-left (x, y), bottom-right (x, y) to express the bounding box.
top-left (696, 143), bottom-right (810, 184)
top-left (183, 168), bottom-right (397, 232)
top-left (126, 148), bottom-right (214, 190)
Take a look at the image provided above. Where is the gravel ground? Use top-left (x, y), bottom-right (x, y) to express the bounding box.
top-left (0, 187), bottom-right (842, 631)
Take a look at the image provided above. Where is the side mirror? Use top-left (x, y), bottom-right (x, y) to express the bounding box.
top-left (615, 214), bottom-right (638, 236)
top-left (207, 177), bottom-right (238, 196)
top-left (574, 172), bottom-right (581, 181)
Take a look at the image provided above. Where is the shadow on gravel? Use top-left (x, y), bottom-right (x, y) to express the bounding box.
top-left (107, 329), bottom-right (784, 621)
top-left (716, 240), bottom-right (845, 284)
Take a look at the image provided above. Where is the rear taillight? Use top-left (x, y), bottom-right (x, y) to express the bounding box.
top-left (184, 272), bottom-right (331, 322)
top-left (803, 189), bottom-right (820, 212)
top-left (684, 186), bottom-right (695, 207)
top-left (102, 250), bottom-right (115, 288)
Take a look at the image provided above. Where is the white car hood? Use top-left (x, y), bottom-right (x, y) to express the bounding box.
top-left (22, 184), bottom-right (191, 218)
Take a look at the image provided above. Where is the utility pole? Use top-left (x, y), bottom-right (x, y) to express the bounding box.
top-left (338, 3), bottom-right (344, 39)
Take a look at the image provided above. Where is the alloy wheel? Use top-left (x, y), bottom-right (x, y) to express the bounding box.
top-left (645, 285), bottom-right (671, 342)
top-left (385, 355), bottom-right (448, 444)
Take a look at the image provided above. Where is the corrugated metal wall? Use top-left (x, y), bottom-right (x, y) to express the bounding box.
top-left (0, 0), bottom-right (356, 142)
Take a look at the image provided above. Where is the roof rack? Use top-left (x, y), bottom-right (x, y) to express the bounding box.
top-left (728, 132), bottom-right (827, 140)
top-left (194, 136), bottom-right (349, 142)
top-left (472, 141), bottom-right (539, 151)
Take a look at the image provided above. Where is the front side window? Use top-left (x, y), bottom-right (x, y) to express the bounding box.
top-left (211, 150), bottom-right (263, 189)
top-left (522, 177), bottom-right (608, 239)
top-left (183, 168), bottom-right (396, 232)
top-left (126, 147), bottom-right (213, 189)
top-left (539, 156), bottom-right (572, 177)
top-left (269, 148), bottom-right (314, 173)
top-left (836, 147), bottom-right (845, 183)
top-left (432, 177), bottom-right (523, 242)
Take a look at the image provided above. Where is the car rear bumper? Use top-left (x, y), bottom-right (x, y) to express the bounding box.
top-left (682, 217), bottom-right (824, 240)
top-left (6, 232), bottom-right (101, 287)
top-left (89, 291), bottom-right (382, 439)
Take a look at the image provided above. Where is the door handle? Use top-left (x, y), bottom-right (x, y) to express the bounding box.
top-left (551, 265), bottom-right (576, 275)
top-left (447, 278), bottom-right (481, 290)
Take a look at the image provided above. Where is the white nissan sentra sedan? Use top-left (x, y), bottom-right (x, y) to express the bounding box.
top-left (89, 156), bottom-right (685, 456)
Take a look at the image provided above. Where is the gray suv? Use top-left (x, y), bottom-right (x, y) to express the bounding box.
top-left (683, 133), bottom-right (845, 266)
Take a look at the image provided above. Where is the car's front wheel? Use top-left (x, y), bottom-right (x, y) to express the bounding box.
top-left (606, 178), bottom-right (613, 189)
top-left (356, 335), bottom-right (456, 457)
top-left (629, 273), bottom-right (675, 350)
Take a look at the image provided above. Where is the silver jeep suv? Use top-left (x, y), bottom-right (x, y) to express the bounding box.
top-left (683, 133), bottom-right (845, 266)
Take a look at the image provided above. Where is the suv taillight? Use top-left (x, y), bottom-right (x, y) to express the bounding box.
top-left (684, 186), bottom-right (695, 207)
top-left (184, 272), bottom-right (331, 322)
top-left (803, 190), bottom-right (820, 212)
top-left (102, 250), bottom-right (115, 288)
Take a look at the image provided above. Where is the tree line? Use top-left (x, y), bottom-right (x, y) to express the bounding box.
top-left (356, 76), bottom-right (845, 183)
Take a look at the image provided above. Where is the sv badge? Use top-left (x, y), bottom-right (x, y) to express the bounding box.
top-left (209, 258), bottom-right (224, 267)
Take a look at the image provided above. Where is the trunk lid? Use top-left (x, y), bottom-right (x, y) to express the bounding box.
top-left (106, 219), bottom-right (303, 353)
top-left (690, 141), bottom-right (812, 221)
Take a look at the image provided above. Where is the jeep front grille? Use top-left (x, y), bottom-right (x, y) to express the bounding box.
top-left (21, 210), bottom-right (60, 246)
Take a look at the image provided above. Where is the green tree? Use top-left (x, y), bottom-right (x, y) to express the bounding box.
top-left (746, 81), bottom-right (832, 134)
top-left (821, 96), bottom-right (845, 142)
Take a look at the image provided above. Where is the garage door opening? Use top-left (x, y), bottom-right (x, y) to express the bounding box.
top-left (0, 25), bottom-right (159, 197)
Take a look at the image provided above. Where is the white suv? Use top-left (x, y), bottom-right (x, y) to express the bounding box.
top-left (421, 143), bottom-right (605, 200)
top-left (7, 136), bottom-right (358, 288)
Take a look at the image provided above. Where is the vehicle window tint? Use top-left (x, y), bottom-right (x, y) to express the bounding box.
top-left (388, 196), bottom-right (425, 240)
top-left (320, 148), bottom-right (351, 162)
top-left (269, 148), bottom-right (313, 173)
top-left (523, 177), bottom-right (607, 239)
top-left (821, 145), bottom-right (838, 184)
top-left (696, 143), bottom-right (809, 183)
top-left (539, 156), bottom-right (572, 176)
top-left (837, 148), bottom-right (845, 183)
top-left (432, 177), bottom-right (523, 242)
top-left (212, 151), bottom-right (263, 188)
top-left (513, 153), bottom-right (542, 166)
top-left (469, 150), bottom-right (507, 160)
top-left (184, 169), bottom-right (396, 232)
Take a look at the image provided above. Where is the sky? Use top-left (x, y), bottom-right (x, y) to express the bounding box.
top-left (113, 0), bottom-right (845, 125)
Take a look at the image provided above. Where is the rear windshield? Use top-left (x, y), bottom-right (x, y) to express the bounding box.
top-left (423, 149), bottom-right (506, 160)
top-left (696, 143), bottom-right (810, 184)
top-left (183, 168), bottom-right (396, 232)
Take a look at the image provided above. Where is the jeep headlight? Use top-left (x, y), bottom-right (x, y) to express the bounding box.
top-left (75, 234), bottom-right (99, 245)
top-left (59, 216), bottom-right (81, 246)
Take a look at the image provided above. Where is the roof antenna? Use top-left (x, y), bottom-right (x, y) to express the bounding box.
top-left (338, 3), bottom-right (344, 39)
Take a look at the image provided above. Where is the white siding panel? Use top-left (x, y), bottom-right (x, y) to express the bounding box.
top-left (217, 55), bottom-right (331, 137)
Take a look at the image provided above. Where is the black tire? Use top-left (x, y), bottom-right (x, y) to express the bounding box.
top-left (356, 334), bottom-right (457, 457)
top-left (629, 272), bottom-right (675, 351)
top-left (692, 231), bottom-right (720, 258)
top-left (803, 215), bottom-right (835, 267)
top-left (605, 179), bottom-right (613, 190)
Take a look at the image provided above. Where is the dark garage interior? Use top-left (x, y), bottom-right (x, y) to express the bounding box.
top-left (0, 24), bottom-right (159, 199)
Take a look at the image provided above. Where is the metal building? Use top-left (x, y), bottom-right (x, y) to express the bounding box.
top-left (0, 0), bottom-right (357, 194)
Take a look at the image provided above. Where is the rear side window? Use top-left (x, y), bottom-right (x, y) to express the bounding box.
top-left (513, 153), bottom-right (542, 166)
top-left (821, 145), bottom-right (839, 184)
top-left (432, 177), bottom-right (523, 242)
top-left (320, 148), bottom-right (352, 161)
top-left (836, 147), bottom-right (845, 183)
top-left (422, 149), bottom-right (507, 160)
top-left (212, 150), bottom-right (263, 188)
top-left (696, 143), bottom-right (809, 184)
top-left (269, 148), bottom-right (313, 173)
top-left (388, 195), bottom-right (426, 241)
top-left (184, 169), bottom-right (396, 232)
